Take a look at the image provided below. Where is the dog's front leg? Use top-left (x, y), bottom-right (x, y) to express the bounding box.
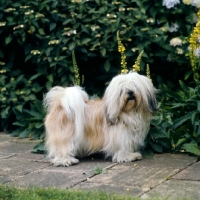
top-left (112, 151), bottom-right (142, 163)
top-left (50, 156), bottom-right (79, 167)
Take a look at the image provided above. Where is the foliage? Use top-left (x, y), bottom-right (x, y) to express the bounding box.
top-left (0, 0), bottom-right (199, 157)
top-left (146, 81), bottom-right (200, 157)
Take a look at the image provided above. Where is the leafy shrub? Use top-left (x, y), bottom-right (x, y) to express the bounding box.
top-left (0, 0), bottom-right (199, 155)
top-left (145, 80), bottom-right (200, 157)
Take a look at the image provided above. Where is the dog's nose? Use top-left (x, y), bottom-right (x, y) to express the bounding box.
top-left (127, 91), bottom-right (133, 96)
top-left (127, 91), bottom-right (135, 100)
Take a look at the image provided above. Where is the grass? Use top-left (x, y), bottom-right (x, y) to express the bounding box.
top-left (0, 184), bottom-right (192, 200)
top-left (0, 184), bottom-right (138, 200)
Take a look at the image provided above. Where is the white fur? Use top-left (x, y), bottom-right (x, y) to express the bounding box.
top-left (44, 72), bottom-right (157, 166)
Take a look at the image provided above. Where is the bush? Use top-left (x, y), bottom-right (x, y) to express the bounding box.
top-left (0, 0), bottom-right (199, 155)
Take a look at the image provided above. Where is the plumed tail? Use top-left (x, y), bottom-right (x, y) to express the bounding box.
top-left (44, 86), bottom-right (89, 139)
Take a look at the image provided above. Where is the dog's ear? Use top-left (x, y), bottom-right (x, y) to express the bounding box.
top-left (147, 90), bottom-right (158, 113)
top-left (103, 89), bottom-right (124, 125)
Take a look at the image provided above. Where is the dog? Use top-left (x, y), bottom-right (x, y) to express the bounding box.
top-left (44, 72), bottom-right (157, 166)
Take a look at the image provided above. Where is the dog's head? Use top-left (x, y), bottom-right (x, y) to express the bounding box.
top-left (103, 72), bottom-right (158, 125)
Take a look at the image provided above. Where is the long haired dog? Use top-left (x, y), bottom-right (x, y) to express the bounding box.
top-left (44, 72), bottom-right (157, 166)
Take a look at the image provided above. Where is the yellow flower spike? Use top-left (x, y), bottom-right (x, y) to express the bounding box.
top-left (189, 10), bottom-right (200, 90)
top-left (132, 50), bottom-right (144, 72)
top-left (117, 31), bottom-right (128, 74)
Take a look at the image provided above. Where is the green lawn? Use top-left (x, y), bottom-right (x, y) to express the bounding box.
top-left (0, 184), bottom-right (139, 200)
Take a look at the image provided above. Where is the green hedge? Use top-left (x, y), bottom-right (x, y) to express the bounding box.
top-left (0, 0), bottom-right (200, 155)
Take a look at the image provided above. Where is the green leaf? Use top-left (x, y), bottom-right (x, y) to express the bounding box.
top-left (198, 101), bottom-right (200, 112)
top-left (16, 75), bottom-right (24, 82)
top-left (30, 73), bottom-right (42, 81)
top-left (25, 54), bottom-right (32, 62)
top-left (38, 28), bottom-right (45, 35)
top-left (149, 141), bottom-right (163, 153)
top-left (100, 48), bottom-right (106, 57)
top-left (5, 36), bottom-right (12, 44)
top-left (47, 74), bottom-right (53, 82)
top-left (1, 107), bottom-right (10, 118)
top-left (50, 23), bottom-right (56, 31)
top-left (14, 105), bottom-right (23, 113)
top-left (0, 49), bottom-right (4, 58)
top-left (35, 122), bottom-right (44, 129)
top-left (46, 81), bottom-right (52, 90)
top-left (93, 165), bottom-right (107, 175)
top-left (184, 70), bottom-right (192, 80)
top-left (32, 141), bottom-right (46, 154)
top-left (182, 143), bottom-right (200, 155)
top-left (24, 109), bottom-right (43, 119)
top-left (176, 138), bottom-right (187, 147)
top-left (81, 38), bottom-right (91, 45)
top-left (157, 138), bottom-right (171, 149)
top-left (179, 80), bottom-right (189, 92)
top-left (149, 127), bottom-right (168, 139)
top-left (50, 62), bottom-right (57, 67)
top-left (171, 126), bottom-right (186, 144)
top-left (104, 60), bottom-right (110, 72)
top-left (19, 130), bottom-right (31, 139)
top-left (57, 56), bottom-right (66, 61)
top-left (12, 121), bottom-right (25, 127)
top-left (10, 130), bottom-right (22, 137)
top-left (172, 112), bottom-right (193, 129)
top-left (69, 42), bottom-right (76, 51)
top-left (30, 26), bottom-right (35, 33)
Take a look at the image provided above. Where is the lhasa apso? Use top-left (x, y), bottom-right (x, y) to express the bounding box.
top-left (44, 72), bottom-right (157, 166)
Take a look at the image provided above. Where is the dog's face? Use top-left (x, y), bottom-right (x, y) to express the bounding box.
top-left (104, 72), bottom-right (157, 125)
top-left (120, 88), bottom-right (138, 113)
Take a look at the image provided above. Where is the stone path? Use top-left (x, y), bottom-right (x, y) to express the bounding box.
top-left (0, 132), bottom-right (200, 199)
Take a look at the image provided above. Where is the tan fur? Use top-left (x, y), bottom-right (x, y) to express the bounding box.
top-left (80, 100), bottom-right (105, 155)
top-left (44, 73), bottom-right (157, 166)
top-left (45, 105), bottom-right (75, 159)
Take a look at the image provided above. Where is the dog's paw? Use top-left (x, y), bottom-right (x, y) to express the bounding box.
top-left (113, 152), bottom-right (142, 163)
top-left (51, 156), bottom-right (79, 167)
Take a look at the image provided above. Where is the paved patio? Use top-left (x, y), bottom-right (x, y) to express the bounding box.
top-left (0, 132), bottom-right (200, 199)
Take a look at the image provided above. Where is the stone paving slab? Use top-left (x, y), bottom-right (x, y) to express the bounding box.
top-left (173, 161), bottom-right (200, 181)
top-left (75, 165), bottom-right (179, 196)
top-left (8, 151), bottom-right (48, 162)
top-left (7, 169), bottom-right (83, 189)
top-left (0, 133), bottom-right (13, 143)
top-left (7, 161), bottom-right (115, 189)
top-left (122, 153), bottom-right (196, 169)
top-left (0, 141), bottom-right (36, 154)
top-left (0, 133), bottom-right (199, 199)
top-left (0, 176), bottom-right (13, 184)
top-left (75, 182), bottom-right (145, 197)
top-left (0, 153), bottom-right (16, 159)
top-left (141, 179), bottom-right (200, 200)
top-left (0, 159), bottom-right (50, 178)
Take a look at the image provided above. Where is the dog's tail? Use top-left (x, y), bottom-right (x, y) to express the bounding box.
top-left (44, 86), bottom-right (89, 139)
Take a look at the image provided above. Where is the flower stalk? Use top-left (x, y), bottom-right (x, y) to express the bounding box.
top-left (72, 50), bottom-right (81, 86)
top-left (117, 31), bottom-right (128, 74)
top-left (132, 50), bottom-right (143, 72)
top-left (189, 10), bottom-right (200, 93)
top-left (146, 64), bottom-right (151, 81)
